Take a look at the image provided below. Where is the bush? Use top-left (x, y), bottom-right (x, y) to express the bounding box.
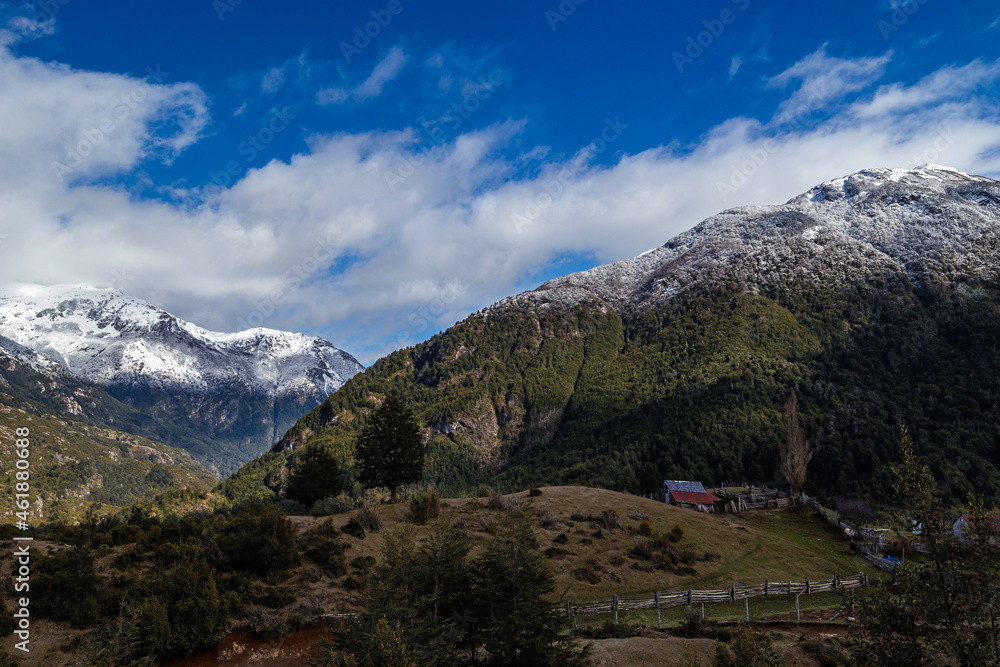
top-left (311, 494), bottom-right (356, 516)
top-left (573, 564), bottom-right (602, 585)
top-left (113, 545), bottom-right (147, 569)
top-left (710, 622), bottom-right (780, 666)
top-left (487, 488), bottom-right (508, 511)
top-left (631, 537), bottom-right (653, 560)
top-left (357, 503), bottom-right (384, 533)
top-left (553, 533), bottom-right (569, 545)
top-left (538, 511), bottom-right (562, 530)
top-left (600, 510), bottom-right (623, 530)
top-left (350, 555), bottom-right (377, 573)
top-left (669, 524), bottom-right (684, 542)
top-left (342, 517), bottom-right (366, 540)
top-left (409, 488), bottom-right (441, 525)
top-left (220, 505), bottom-right (301, 577)
top-left (529, 488), bottom-right (543, 497)
top-left (639, 519), bottom-right (653, 536)
top-left (835, 496), bottom-right (877, 526)
top-left (545, 546), bottom-right (568, 559)
top-left (259, 587), bottom-right (295, 609)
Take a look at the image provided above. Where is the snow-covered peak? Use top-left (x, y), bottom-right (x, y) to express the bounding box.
top-left (793, 164), bottom-right (985, 205)
top-left (503, 166), bottom-right (1000, 314)
top-left (0, 284), bottom-right (363, 398)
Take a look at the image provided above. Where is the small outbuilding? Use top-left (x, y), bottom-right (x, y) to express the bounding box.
top-left (663, 480), bottom-right (719, 513)
top-left (952, 513), bottom-right (1000, 541)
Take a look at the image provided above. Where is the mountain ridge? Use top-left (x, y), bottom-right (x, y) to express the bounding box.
top-left (0, 284), bottom-right (365, 473)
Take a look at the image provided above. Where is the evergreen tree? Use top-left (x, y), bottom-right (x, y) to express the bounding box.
top-left (355, 393), bottom-right (424, 502)
top-left (284, 443), bottom-right (343, 511)
top-left (638, 462), bottom-right (659, 497)
top-left (849, 428), bottom-right (1000, 665)
top-left (469, 511), bottom-right (589, 666)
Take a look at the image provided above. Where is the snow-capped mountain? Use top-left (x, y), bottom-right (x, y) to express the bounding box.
top-left (511, 164), bottom-right (1000, 311)
top-left (0, 285), bottom-right (364, 474)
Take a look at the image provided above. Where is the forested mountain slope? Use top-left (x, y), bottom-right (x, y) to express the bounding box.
top-left (226, 165), bottom-right (1000, 506)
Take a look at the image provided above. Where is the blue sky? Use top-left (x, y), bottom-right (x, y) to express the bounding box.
top-left (1, 1), bottom-right (999, 364)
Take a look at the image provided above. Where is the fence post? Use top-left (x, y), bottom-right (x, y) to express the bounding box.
top-left (566, 600), bottom-right (571, 618)
top-left (730, 583), bottom-right (736, 603)
top-left (701, 602), bottom-right (705, 620)
top-left (788, 581), bottom-right (792, 596)
top-left (744, 598), bottom-right (749, 622)
top-left (613, 593), bottom-right (619, 625)
top-left (764, 580), bottom-right (768, 596)
top-left (654, 591), bottom-right (661, 629)
top-left (805, 578), bottom-right (810, 595)
top-left (850, 589), bottom-right (855, 617)
top-left (795, 594), bottom-right (800, 622)
top-left (688, 588), bottom-right (692, 606)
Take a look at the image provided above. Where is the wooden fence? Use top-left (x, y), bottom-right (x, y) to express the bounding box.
top-left (562, 572), bottom-right (869, 625)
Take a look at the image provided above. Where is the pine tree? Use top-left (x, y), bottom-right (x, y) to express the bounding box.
top-left (638, 462), bottom-right (659, 497)
top-left (284, 444), bottom-right (343, 512)
top-left (355, 393), bottom-right (424, 503)
top-left (469, 511), bottom-right (589, 666)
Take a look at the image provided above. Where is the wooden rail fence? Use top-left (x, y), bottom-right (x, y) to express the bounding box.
top-left (562, 572), bottom-right (869, 626)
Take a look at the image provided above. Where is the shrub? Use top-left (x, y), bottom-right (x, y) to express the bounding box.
top-left (630, 538), bottom-right (653, 560)
top-left (710, 621), bottom-right (780, 666)
top-left (600, 510), bottom-right (623, 530)
top-left (573, 565), bottom-right (602, 585)
top-left (639, 519), bottom-right (653, 536)
top-left (487, 488), bottom-right (507, 511)
top-left (529, 488), bottom-right (543, 497)
top-left (356, 503), bottom-right (383, 533)
top-left (342, 575), bottom-right (365, 590)
top-left (608, 552), bottom-right (625, 567)
top-left (350, 555), bottom-right (377, 573)
top-left (259, 587), bottom-right (295, 609)
top-left (220, 505), bottom-right (301, 577)
top-left (408, 488), bottom-right (441, 525)
top-left (311, 494), bottom-right (356, 516)
top-left (669, 524), bottom-right (684, 543)
top-left (538, 511), bottom-right (562, 530)
top-left (110, 524), bottom-right (142, 545)
top-left (553, 533), bottom-right (569, 545)
top-left (113, 545), bottom-right (146, 569)
top-left (545, 546), bottom-right (568, 559)
top-left (592, 529), bottom-right (604, 539)
top-left (342, 517), bottom-right (366, 540)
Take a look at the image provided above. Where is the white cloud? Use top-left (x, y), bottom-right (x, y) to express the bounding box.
top-left (768, 46), bottom-right (891, 123)
top-left (0, 47), bottom-right (208, 187)
top-left (261, 65), bottom-right (286, 93)
top-left (317, 46), bottom-right (407, 105)
top-left (729, 56), bottom-right (742, 78)
top-left (1, 45), bottom-right (1000, 363)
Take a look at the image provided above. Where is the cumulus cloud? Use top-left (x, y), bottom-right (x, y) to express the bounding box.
top-left (0, 48), bottom-right (208, 187)
top-left (1, 44), bottom-right (1000, 363)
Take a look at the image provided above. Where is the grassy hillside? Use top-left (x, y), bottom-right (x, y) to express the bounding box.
top-left (3, 487), bottom-right (878, 665)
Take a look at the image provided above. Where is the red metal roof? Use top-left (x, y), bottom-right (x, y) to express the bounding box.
top-left (670, 490), bottom-right (719, 505)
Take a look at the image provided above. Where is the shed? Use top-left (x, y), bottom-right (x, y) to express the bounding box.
top-left (952, 514), bottom-right (1000, 541)
top-left (663, 480), bottom-right (719, 513)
